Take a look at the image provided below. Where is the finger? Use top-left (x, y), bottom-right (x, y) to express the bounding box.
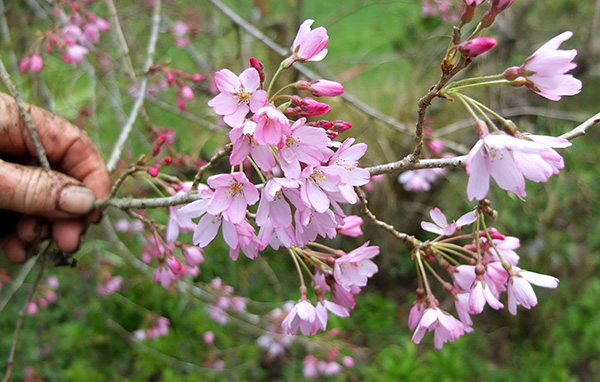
top-left (0, 93), bottom-right (111, 201)
top-left (0, 235), bottom-right (28, 264)
top-left (17, 216), bottom-right (49, 243)
top-left (52, 219), bottom-right (85, 253)
top-left (0, 159), bottom-right (96, 218)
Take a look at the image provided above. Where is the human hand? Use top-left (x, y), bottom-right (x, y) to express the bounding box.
top-left (0, 92), bottom-right (111, 263)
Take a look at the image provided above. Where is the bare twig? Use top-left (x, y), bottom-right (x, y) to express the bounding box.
top-left (104, 0), bottom-right (137, 84)
top-left (559, 110), bottom-right (600, 140)
top-left (367, 154), bottom-right (467, 176)
top-left (356, 186), bottom-right (419, 246)
top-left (0, 257), bottom-right (38, 314)
top-left (106, 0), bottom-right (162, 172)
top-left (3, 257), bottom-right (46, 382)
top-left (190, 143), bottom-right (232, 191)
top-left (0, 56), bottom-right (50, 169)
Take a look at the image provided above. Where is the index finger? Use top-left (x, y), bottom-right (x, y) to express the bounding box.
top-left (0, 92), bottom-right (111, 201)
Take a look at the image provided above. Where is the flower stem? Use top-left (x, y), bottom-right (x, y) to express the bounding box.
top-left (266, 63), bottom-right (285, 99)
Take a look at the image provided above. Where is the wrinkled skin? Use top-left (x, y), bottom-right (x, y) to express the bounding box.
top-left (0, 92), bottom-right (111, 263)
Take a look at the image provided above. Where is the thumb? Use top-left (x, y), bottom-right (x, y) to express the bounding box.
top-left (0, 159), bottom-right (96, 218)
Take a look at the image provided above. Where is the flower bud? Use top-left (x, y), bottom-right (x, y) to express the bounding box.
top-left (249, 57), bottom-right (265, 84)
top-left (456, 37), bottom-right (497, 57)
top-left (30, 53), bottom-right (43, 72)
top-left (180, 85), bottom-right (194, 100)
top-left (308, 79), bottom-right (344, 97)
top-left (474, 119), bottom-right (489, 137)
top-left (19, 56), bottom-right (30, 73)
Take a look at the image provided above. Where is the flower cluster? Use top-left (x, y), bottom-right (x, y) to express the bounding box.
top-left (26, 276), bottom-right (59, 316)
top-left (133, 316), bottom-right (170, 341)
top-left (206, 277), bottom-right (248, 325)
top-left (20, 0), bottom-right (110, 72)
top-left (410, 208), bottom-right (559, 349)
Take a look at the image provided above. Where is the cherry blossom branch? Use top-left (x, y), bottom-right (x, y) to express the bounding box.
top-left (367, 155), bottom-right (467, 176)
top-left (0, 56), bottom-right (50, 170)
top-left (355, 186), bottom-right (419, 246)
top-left (206, 0), bottom-right (408, 133)
top-left (2, 257), bottom-right (46, 382)
top-left (189, 143), bottom-right (233, 191)
top-left (411, 55), bottom-right (471, 162)
top-left (106, 0), bottom-right (162, 172)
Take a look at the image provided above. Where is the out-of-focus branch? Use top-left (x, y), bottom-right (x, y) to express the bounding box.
top-left (105, 0), bottom-right (137, 84)
top-left (0, 0), bottom-right (23, 94)
top-left (2, 257), bottom-right (46, 382)
top-left (206, 0), bottom-right (408, 133)
top-left (106, 0), bottom-right (162, 172)
top-left (0, 56), bottom-right (50, 169)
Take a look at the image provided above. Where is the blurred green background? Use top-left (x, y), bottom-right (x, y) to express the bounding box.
top-left (1, 0), bottom-right (599, 380)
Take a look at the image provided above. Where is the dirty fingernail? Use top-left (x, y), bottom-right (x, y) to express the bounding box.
top-left (58, 185), bottom-right (96, 215)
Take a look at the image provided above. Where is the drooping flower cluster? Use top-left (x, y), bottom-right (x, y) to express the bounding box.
top-left (410, 208), bottom-right (559, 349)
top-left (465, 128), bottom-right (571, 201)
top-left (133, 316), bottom-right (170, 341)
top-left (20, 0), bottom-right (110, 72)
top-left (26, 276), bottom-right (59, 316)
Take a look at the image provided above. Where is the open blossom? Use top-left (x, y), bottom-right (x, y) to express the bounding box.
top-left (281, 298), bottom-right (319, 335)
top-left (208, 68), bottom-right (267, 127)
top-left (507, 267), bottom-right (559, 315)
top-left (206, 172), bottom-right (259, 224)
top-left (465, 133), bottom-right (561, 201)
top-left (504, 31), bottom-right (582, 101)
top-left (333, 242), bottom-right (379, 289)
top-left (421, 208), bottom-right (477, 236)
top-left (411, 307), bottom-right (466, 350)
top-left (398, 168), bottom-right (445, 192)
top-left (468, 279), bottom-right (504, 314)
top-left (252, 106), bottom-right (292, 146)
top-left (285, 19), bottom-right (328, 67)
top-left (229, 120), bottom-right (277, 172)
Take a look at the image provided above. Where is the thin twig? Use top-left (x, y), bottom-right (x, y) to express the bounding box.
top-left (559, 110), bottom-right (600, 140)
top-left (104, 0), bottom-right (137, 84)
top-left (0, 56), bottom-right (50, 169)
top-left (367, 154), bottom-right (467, 176)
top-left (355, 186), bottom-right (419, 246)
top-left (3, 256), bottom-right (46, 382)
top-left (106, 0), bottom-right (162, 172)
top-left (0, 257), bottom-right (38, 314)
top-left (190, 143), bottom-right (232, 191)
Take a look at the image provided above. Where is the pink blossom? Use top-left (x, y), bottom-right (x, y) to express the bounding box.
top-left (303, 355), bottom-right (319, 378)
top-left (411, 307), bottom-right (466, 350)
top-left (180, 85), bottom-right (194, 100)
top-left (468, 279), bottom-right (504, 314)
top-left (278, 118), bottom-right (332, 178)
top-left (333, 242), bottom-right (379, 289)
top-left (207, 172), bottom-right (259, 224)
top-left (153, 264), bottom-right (178, 289)
top-left (513, 134), bottom-right (572, 183)
top-left (281, 298), bottom-right (319, 335)
top-left (507, 267), bottom-right (558, 315)
top-left (287, 19), bottom-right (329, 66)
top-left (342, 356), bottom-right (355, 368)
top-left (456, 37), bottom-right (497, 56)
top-left (203, 331), bottom-right (215, 345)
top-left (504, 31), bottom-right (582, 101)
top-left (299, 165), bottom-right (342, 213)
top-left (398, 168), bottom-right (445, 191)
top-left (294, 207), bottom-right (339, 247)
top-left (229, 120), bottom-right (277, 172)
top-left (30, 53), bottom-right (43, 72)
top-left (183, 246), bottom-right (204, 266)
top-left (421, 208), bottom-right (477, 236)
top-left (19, 56), bottom-right (30, 73)
top-left (65, 45), bottom-right (89, 65)
top-left (252, 106), bottom-right (292, 146)
top-left (465, 133), bottom-right (550, 200)
top-left (208, 68), bottom-right (268, 127)
top-left (408, 294), bottom-right (426, 331)
top-left (256, 178), bottom-right (300, 229)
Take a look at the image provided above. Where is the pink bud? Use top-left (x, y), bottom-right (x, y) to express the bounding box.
top-left (45, 41), bottom-right (53, 53)
top-left (30, 53), bottom-right (43, 73)
top-left (309, 80), bottom-right (344, 97)
top-left (180, 85), bottom-right (194, 100)
top-left (250, 57), bottom-right (265, 84)
top-left (165, 71), bottom-right (175, 86)
top-left (190, 74), bottom-right (204, 82)
top-left (456, 37), bottom-right (497, 57)
top-left (19, 56), bottom-right (31, 73)
top-left (203, 331), bottom-right (215, 345)
top-left (341, 356), bottom-right (355, 368)
top-left (147, 167), bottom-right (159, 177)
top-left (176, 95), bottom-right (186, 111)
